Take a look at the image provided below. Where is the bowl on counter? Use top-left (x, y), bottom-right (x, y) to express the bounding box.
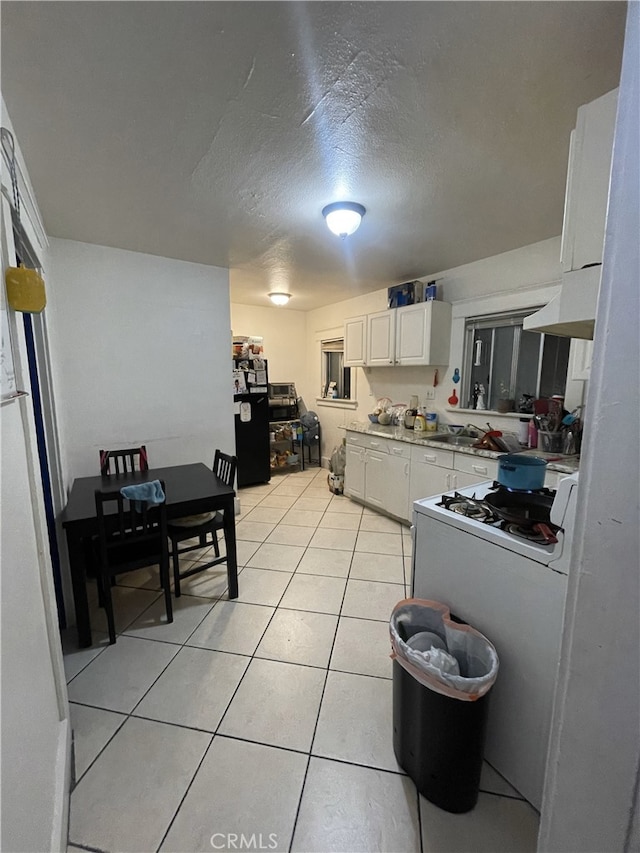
top-left (368, 414), bottom-right (379, 424)
top-left (448, 424), bottom-right (465, 435)
top-left (378, 412), bottom-right (392, 425)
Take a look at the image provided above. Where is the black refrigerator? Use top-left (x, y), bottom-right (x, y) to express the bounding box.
top-left (233, 357), bottom-right (271, 487)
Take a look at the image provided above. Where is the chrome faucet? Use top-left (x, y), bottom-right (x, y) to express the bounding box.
top-left (464, 424), bottom-right (487, 437)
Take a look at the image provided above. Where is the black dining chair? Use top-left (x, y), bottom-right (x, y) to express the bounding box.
top-left (94, 480), bottom-right (173, 643)
top-left (99, 446), bottom-right (149, 476)
top-left (167, 450), bottom-right (237, 597)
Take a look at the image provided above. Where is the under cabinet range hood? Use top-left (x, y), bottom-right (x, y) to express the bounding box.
top-left (523, 265), bottom-right (601, 340)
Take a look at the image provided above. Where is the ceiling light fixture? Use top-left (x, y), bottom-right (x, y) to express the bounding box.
top-left (268, 292), bottom-right (291, 306)
top-left (322, 201), bottom-right (366, 237)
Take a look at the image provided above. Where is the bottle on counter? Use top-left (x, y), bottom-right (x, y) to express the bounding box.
top-left (425, 412), bottom-right (438, 432)
top-left (414, 411), bottom-right (427, 432)
top-left (518, 418), bottom-right (530, 446)
top-left (528, 418), bottom-right (538, 449)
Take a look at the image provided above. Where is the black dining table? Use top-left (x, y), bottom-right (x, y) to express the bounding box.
top-left (61, 463), bottom-right (238, 647)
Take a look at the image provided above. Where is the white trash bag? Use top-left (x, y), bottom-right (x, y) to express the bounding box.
top-left (390, 599), bottom-right (499, 701)
top-left (328, 442), bottom-right (346, 494)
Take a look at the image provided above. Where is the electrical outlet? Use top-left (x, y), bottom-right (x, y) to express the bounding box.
top-left (424, 388), bottom-right (436, 400)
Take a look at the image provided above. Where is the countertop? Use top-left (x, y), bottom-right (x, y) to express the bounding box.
top-left (341, 421), bottom-right (580, 475)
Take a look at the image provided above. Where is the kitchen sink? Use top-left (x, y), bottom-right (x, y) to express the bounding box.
top-left (428, 435), bottom-right (478, 447)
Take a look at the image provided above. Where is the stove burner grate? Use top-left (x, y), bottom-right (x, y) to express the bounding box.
top-left (503, 522), bottom-right (552, 544)
top-left (438, 489), bottom-right (563, 544)
top-left (440, 492), bottom-right (493, 521)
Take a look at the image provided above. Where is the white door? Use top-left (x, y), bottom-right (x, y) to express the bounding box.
top-left (344, 444), bottom-right (365, 500)
top-left (451, 471), bottom-right (490, 490)
top-left (561, 89), bottom-right (618, 272)
top-left (344, 315), bottom-right (367, 366)
top-left (367, 310), bottom-right (396, 366)
top-left (385, 454), bottom-right (410, 521)
top-left (364, 449), bottom-right (386, 509)
top-left (408, 461), bottom-right (452, 506)
top-left (396, 303), bottom-right (429, 365)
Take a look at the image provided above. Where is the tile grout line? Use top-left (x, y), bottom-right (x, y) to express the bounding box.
top-left (66, 469), bottom-right (529, 852)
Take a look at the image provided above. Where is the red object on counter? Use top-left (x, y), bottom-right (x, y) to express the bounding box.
top-left (528, 419), bottom-right (538, 448)
top-left (448, 388), bottom-right (459, 406)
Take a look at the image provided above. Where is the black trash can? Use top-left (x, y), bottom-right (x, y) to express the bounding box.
top-left (390, 599), bottom-right (498, 814)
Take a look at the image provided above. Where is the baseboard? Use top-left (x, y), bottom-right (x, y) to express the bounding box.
top-left (50, 717), bottom-right (72, 853)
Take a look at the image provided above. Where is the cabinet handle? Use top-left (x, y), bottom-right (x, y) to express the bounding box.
top-left (472, 465), bottom-right (489, 474)
top-left (404, 462), bottom-right (409, 476)
top-left (392, 448), bottom-right (403, 455)
top-left (370, 441), bottom-right (380, 448)
top-left (423, 454), bottom-right (437, 463)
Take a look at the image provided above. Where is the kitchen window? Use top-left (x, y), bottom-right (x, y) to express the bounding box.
top-left (321, 338), bottom-right (351, 399)
top-left (462, 310), bottom-right (570, 410)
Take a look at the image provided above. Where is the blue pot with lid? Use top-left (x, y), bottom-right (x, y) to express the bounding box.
top-left (497, 454), bottom-right (547, 491)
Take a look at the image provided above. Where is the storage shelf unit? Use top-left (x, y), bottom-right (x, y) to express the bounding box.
top-left (269, 419), bottom-right (304, 474)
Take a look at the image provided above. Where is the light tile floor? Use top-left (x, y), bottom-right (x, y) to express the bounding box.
top-left (62, 466), bottom-right (540, 853)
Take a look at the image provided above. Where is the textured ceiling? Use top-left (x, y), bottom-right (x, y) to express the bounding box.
top-left (1, 2), bottom-right (625, 311)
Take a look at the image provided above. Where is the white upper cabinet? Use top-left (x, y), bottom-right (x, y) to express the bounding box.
top-left (367, 310), bottom-right (396, 366)
top-left (345, 301), bottom-right (452, 367)
top-left (561, 88), bottom-right (618, 273)
top-left (395, 302), bottom-right (452, 366)
top-left (344, 315), bottom-right (367, 366)
top-left (568, 337), bottom-right (594, 381)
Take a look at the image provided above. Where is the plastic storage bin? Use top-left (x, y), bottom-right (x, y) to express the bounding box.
top-left (390, 599), bottom-right (499, 813)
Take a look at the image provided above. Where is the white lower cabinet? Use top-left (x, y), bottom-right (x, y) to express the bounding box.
top-left (345, 431), bottom-right (568, 522)
top-left (345, 434), bottom-right (410, 519)
top-left (344, 442), bottom-right (366, 500)
top-left (364, 450), bottom-right (386, 510)
top-left (408, 446), bottom-right (454, 507)
top-left (452, 455), bottom-right (498, 489)
top-left (385, 443), bottom-right (411, 520)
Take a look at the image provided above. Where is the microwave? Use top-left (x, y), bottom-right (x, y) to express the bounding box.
top-left (269, 401), bottom-right (299, 421)
top-left (268, 382), bottom-right (297, 400)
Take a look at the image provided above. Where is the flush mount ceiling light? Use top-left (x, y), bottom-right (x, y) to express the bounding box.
top-left (268, 292), bottom-right (291, 306)
top-left (322, 201), bottom-right (366, 237)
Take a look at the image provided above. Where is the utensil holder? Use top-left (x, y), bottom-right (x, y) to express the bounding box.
top-left (538, 431), bottom-right (564, 453)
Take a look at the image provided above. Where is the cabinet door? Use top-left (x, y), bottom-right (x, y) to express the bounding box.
top-left (569, 338), bottom-right (593, 381)
top-left (364, 450), bottom-right (387, 509)
top-left (344, 315), bottom-right (367, 366)
top-left (561, 89), bottom-right (618, 272)
top-left (452, 471), bottom-right (490, 490)
top-left (385, 454), bottom-right (411, 521)
top-left (396, 303), bottom-right (429, 365)
top-left (367, 310), bottom-right (396, 366)
top-left (395, 302), bottom-right (452, 366)
top-left (408, 462), bottom-right (452, 506)
top-left (453, 454), bottom-right (498, 484)
top-left (344, 445), bottom-right (365, 500)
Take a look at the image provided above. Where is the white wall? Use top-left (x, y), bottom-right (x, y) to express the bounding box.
top-left (49, 239), bottom-right (234, 480)
top-left (1, 99), bottom-right (70, 853)
top-left (301, 237), bottom-right (588, 463)
top-left (230, 302), bottom-right (307, 389)
top-left (539, 4), bottom-right (640, 848)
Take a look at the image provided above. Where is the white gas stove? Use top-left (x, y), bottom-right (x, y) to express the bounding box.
top-left (411, 472), bottom-right (579, 809)
top-left (413, 472), bottom-right (579, 573)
